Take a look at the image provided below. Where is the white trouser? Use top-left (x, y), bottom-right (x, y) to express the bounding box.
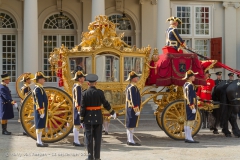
top-left (73, 126), bottom-right (80, 144)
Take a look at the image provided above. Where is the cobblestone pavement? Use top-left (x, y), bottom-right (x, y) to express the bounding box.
top-left (1, 105), bottom-right (240, 160)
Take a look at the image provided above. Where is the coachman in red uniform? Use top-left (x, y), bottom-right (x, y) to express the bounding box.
top-left (197, 70), bottom-right (215, 129)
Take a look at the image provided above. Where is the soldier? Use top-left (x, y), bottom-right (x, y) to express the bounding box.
top-left (31, 71), bottom-right (49, 147)
top-left (197, 70), bottom-right (215, 129)
top-left (80, 74), bottom-right (116, 160)
top-left (166, 16), bottom-right (187, 53)
top-left (20, 73), bottom-right (32, 135)
top-left (0, 73), bottom-right (18, 135)
top-left (227, 73), bottom-right (234, 83)
top-left (182, 70), bottom-right (199, 143)
top-left (215, 71), bottom-right (222, 85)
top-left (71, 71), bottom-right (86, 147)
top-left (125, 71), bottom-right (141, 146)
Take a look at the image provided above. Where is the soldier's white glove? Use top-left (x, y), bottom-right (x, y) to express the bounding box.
top-left (185, 45), bottom-right (189, 49)
top-left (135, 112), bottom-right (140, 116)
top-left (111, 113), bottom-right (116, 119)
top-left (192, 108), bottom-right (196, 114)
top-left (40, 114), bottom-right (45, 118)
top-left (13, 103), bottom-right (18, 108)
top-left (78, 112), bottom-right (80, 115)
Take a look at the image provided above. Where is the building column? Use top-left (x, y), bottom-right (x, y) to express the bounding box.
top-left (92, 0), bottom-right (105, 21)
top-left (223, 2), bottom-right (239, 77)
top-left (23, 0), bottom-right (38, 73)
top-left (140, 0), bottom-right (157, 48)
top-left (156, 0), bottom-right (170, 51)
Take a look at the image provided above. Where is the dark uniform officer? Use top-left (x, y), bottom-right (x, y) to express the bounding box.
top-left (166, 16), bottom-right (187, 52)
top-left (80, 74), bottom-right (116, 160)
top-left (125, 71), bottom-right (141, 146)
top-left (183, 70), bottom-right (199, 143)
top-left (20, 73), bottom-right (32, 135)
top-left (215, 71), bottom-right (222, 85)
top-left (227, 73), bottom-right (234, 83)
top-left (32, 71), bottom-right (49, 147)
top-left (0, 73), bottom-right (17, 135)
top-left (72, 71), bottom-right (86, 147)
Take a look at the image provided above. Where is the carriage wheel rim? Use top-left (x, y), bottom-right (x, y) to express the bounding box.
top-left (161, 100), bottom-right (202, 140)
top-left (20, 87), bottom-right (73, 143)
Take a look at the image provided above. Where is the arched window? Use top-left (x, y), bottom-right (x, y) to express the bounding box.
top-left (0, 12), bottom-right (17, 82)
top-left (43, 14), bottom-right (74, 29)
top-left (0, 13), bottom-right (16, 28)
top-left (43, 13), bottom-right (76, 83)
top-left (108, 14), bottom-right (135, 46)
top-left (108, 14), bottom-right (131, 30)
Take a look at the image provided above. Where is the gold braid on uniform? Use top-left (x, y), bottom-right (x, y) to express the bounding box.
top-left (172, 29), bottom-right (185, 47)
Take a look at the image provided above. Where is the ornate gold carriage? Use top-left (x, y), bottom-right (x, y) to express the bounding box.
top-left (17, 15), bottom-right (218, 142)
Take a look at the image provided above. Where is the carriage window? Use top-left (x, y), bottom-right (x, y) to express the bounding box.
top-left (124, 57), bottom-right (143, 80)
top-left (69, 56), bottom-right (92, 74)
top-left (96, 54), bottom-right (120, 82)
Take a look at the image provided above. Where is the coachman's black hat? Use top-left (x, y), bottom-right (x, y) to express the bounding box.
top-left (86, 74), bottom-right (98, 82)
top-left (1, 73), bottom-right (10, 80)
top-left (31, 71), bottom-right (50, 80)
top-left (228, 73), bottom-right (234, 77)
top-left (215, 71), bottom-right (222, 76)
top-left (125, 71), bottom-right (142, 81)
top-left (71, 71), bottom-right (87, 81)
top-left (182, 70), bottom-right (198, 80)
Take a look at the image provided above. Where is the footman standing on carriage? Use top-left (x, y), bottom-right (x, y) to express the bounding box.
top-left (20, 73), bottom-right (32, 135)
top-left (215, 71), bottom-right (222, 85)
top-left (183, 70), bottom-right (199, 143)
top-left (0, 73), bottom-right (18, 135)
top-left (125, 71), bottom-right (141, 146)
top-left (32, 71), bottom-right (49, 147)
top-left (166, 16), bottom-right (187, 53)
top-left (80, 74), bottom-right (116, 160)
top-left (71, 70), bottom-right (86, 147)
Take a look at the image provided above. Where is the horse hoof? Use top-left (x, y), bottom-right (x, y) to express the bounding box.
top-left (213, 131), bottom-right (219, 134)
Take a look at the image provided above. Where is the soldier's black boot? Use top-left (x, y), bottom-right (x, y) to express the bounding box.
top-left (2, 124), bottom-right (11, 135)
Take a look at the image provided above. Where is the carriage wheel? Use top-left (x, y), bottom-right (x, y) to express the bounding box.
top-left (155, 111), bottom-right (163, 130)
top-left (20, 87), bottom-right (73, 143)
top-left (161, 100), bottom-right (202, 140)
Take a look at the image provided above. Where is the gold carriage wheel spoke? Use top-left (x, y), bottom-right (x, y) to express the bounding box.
top-left (166, 111), bottom-right (179, 119)
top-left (179, 124), bottom-right (183, 137)
top-left (29, 125), bottom-right (35, 132)
top-left (48, 119), bottom-right (54, 138)
top-left (180, 104), bottom-right (184, 116)
top-left (173, 105), bottom-right (180, 117)
top-left (24, 116), bottom-right (34, 123)
top-left (53, 116), bottom-right (68, 123)
top-left (53, 110), bottom-right (71, 116)
top-left (164, 118), bottom-right (178, 121)
top-left (167, 122), bottom-right (178, 129)
top-left (52, 99), bottom-right (67, 112)
top-left (51, 118), bottom-right (65, 134)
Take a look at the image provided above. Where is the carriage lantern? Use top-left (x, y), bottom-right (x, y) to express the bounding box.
top-left (119, 0), bottom-right (130, 30)
top-left (57, 0), bottom-right (67, 29)
top-left (119, 13), bottom-right (130, 30)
